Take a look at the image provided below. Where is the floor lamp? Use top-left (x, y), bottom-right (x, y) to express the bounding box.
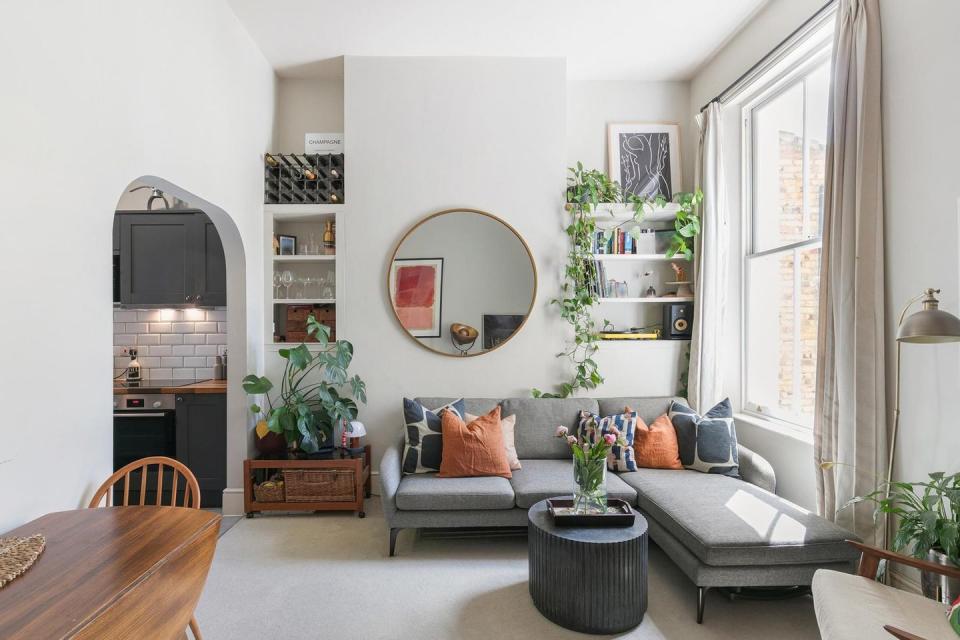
top-left (885, 288), bottom-right (960, 549)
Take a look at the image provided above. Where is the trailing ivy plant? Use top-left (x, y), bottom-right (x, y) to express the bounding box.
top-left (243, 315), bottom-right (367, 454)
top-left (532, 163), bottom-right (703, 399)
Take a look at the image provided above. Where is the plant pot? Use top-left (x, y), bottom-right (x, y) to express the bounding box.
top-left (921, 549), bottom-right (960, 604)
top-left (572, 456), bottom-right (607, 514)
top-left (254, 422), bottom-right (287, 457)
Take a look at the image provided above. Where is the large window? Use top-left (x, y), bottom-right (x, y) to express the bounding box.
top-left (742, 48), bottom-right (831, 428)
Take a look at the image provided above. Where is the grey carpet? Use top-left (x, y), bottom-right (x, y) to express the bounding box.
top-left (195, 501), bottom-right (820, 639)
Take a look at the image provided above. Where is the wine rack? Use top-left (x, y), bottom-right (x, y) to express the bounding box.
top-left (263, 153), bottom-right (345, 205)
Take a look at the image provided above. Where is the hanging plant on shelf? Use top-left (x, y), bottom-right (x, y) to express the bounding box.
top-left (532, 162), bottom-right (703, 399)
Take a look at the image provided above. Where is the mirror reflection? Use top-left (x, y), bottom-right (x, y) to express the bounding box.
top-left (388, 209), bottom-right (537, 356)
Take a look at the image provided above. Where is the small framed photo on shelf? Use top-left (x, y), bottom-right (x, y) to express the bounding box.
top-left (278, 235), bottom-right (297, 256)
top-left (607, 122), bottom-right (682, 201)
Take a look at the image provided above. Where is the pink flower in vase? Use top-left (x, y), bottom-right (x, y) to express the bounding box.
top-left (566, 435), bottom-right (578, 445)
top-left (555, 426), bottom-right (569, 438)
top-left (603, 433), bottom-right (617, 446)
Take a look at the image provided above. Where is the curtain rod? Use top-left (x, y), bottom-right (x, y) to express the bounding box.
top-left (699, 0), bottom-right (837, 113)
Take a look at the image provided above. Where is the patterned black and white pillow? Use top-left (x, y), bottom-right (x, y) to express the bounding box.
top-left (401, 398), bottom-right (465, 475)
top-left (668, 399), bottom-right (739, 478)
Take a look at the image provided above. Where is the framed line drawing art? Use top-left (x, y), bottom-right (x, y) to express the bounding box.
top-left (607, 122), bottom-right (681, 201)
top-left (389, 258), bottom-right (444, 338)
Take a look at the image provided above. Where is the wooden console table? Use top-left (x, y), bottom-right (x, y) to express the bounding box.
top-left (244, 445), bottom-right (371, 518)
top-left (0, 507), bottom-right (220, 639)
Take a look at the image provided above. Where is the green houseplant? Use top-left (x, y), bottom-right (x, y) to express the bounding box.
top-left (532, 163), bottom-right (703, 398)
top-left (243, 315), bottom-right (367, 455)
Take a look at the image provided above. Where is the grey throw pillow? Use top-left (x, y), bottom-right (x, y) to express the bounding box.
top-left (668, 399), bottom-right (739, 477)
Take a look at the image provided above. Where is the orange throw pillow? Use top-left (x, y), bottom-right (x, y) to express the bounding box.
top-left (438, 406), bottom-right (512, 479)
top-left (633, 414), bottom-right (683, 470)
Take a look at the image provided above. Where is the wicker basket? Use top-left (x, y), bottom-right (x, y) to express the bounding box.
top-left (283, 469), bottom-right (355, 502)
top-left (253, 479), bottom-right (285, 502)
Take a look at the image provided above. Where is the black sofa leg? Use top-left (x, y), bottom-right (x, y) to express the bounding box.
top-left (389, 528), bottom-right (400, 557)
top-left (697, 587), bottom-right (709, 624)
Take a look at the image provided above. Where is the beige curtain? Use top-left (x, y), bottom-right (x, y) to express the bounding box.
top-left (688, 102), bottom-right (728, 412)
top-left (814, 0), bottom-right (886, 545)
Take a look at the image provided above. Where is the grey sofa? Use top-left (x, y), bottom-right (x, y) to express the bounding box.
top-left (380, 396), bottom-right (860, 622)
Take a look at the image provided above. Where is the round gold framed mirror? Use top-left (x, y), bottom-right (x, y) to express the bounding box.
top-left (387, 208), bottom-right (537, 357)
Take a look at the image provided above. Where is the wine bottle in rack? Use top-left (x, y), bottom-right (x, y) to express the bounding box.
top-left (264, 153), bottom-right (279, 167)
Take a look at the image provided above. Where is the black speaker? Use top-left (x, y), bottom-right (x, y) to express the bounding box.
top-left (662, 302), bottom-right (693, 339)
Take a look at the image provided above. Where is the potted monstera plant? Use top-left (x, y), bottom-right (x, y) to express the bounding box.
top-left (243, 315), bottom-right (367, 457)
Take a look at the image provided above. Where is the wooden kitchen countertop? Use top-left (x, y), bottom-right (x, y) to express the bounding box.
top-left (113, 379), bottom-right (228, 395)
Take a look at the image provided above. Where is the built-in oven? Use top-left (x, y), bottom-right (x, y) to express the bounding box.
top-left (112, 394), bottom-right (177, 504)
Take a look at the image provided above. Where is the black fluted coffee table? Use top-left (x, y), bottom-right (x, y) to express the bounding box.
top-left (528, 498), bottom-right (648, 634)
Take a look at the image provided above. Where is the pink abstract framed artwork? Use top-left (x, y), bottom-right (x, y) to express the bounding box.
top-left (390, 258), bottom-right (443, 337)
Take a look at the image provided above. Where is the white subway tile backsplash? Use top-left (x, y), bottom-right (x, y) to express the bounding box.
top-left (117, 308), bottom-right (227, 380)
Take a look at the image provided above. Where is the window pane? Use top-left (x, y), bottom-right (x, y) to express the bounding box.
top-left (804, 61), bottom-right (830, 240)
top-left (745, 245), bottom-right (820, 426)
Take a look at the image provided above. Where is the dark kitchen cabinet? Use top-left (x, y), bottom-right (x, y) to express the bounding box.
top-left (117, 210), bottom-right (226, 307)
top-left (175, 393), bottom-right (227, 508)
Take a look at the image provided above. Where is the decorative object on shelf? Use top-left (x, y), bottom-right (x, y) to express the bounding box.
top-left (662, 302), bottom-right (693, 339)
top-left (847, 471), bottom-right (960, 604)
top-left (323, 220), bottom-right (336, 253)
top-left (304, 132), bottom-right (344, 154)
top-left (554, 423), bottom-right (625, 514)
top-left (263, 153), bottom-right (344, 204)
top-left (644, 286), bottom-right (658, 298)
top-left (607, 122), bottom-right (681, 201)
top-left (342, 420), bottom-right (367, 457)
top-left (482, 314), bottom-right (525, 350)
top-left (668, 262), bottom-right (694, 297)
top-left (242, 315), bottom-right (366, 455)
top-left (388, 209), bottom-right (536, 356)
top-left (389, 257), bottom-right (444, 338)
top-left (0, 534), bottom-right (45, 589)
top-left (278, 234), bottom-right (296, 256)
top-left (534, 162), bottom-right (702, 399)
top-left (272, 234), bottom-right (280, 256)
top-left (449, 322), bottom-right (479, 355)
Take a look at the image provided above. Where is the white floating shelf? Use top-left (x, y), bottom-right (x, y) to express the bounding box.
top-left (598, 338), bottom-right (690, 345)
top-left (273, 255), bottom-right (336, 262)
top-left (598, 296), bottom-right (694, 303)
top-left (265, 204), bottom-right (344, 217)
top-left (568, 202), bottom-right (680, 223)
top-left (272, 298), bottom-right (336, 305)
top-left (592, 253), bottom-right (676, 261)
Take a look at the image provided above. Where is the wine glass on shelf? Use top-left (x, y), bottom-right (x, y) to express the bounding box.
top-left (272, 272), bottom-right (282, 299)
top-left (281, 270), bottom-right (294, 299)
top-left (320, 272), bottom-right (335, 300)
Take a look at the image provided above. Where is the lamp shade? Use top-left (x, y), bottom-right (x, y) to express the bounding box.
top-left (897, 289), bottom-right (960, 343)
top-left (348, 420), bottom-right (366, 438)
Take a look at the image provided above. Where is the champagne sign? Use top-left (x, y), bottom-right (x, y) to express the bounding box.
top-left (305, 133), bottom-right (343, 154)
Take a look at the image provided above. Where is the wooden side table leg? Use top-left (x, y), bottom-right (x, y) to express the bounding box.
top-left (189, 615), bottom-right (203, 639)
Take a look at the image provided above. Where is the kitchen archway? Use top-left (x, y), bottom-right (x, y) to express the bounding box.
top-left (112, 175), bottom-right (249, 515)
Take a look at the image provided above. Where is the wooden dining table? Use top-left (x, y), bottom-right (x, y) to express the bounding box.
top-left (0, 506), bottom-right (220, 639)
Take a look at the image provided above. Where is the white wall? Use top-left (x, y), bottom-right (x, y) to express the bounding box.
top-left (0, 1), bottom-right (273, 530)
top-left (273, 76), bottom-right (345, 152)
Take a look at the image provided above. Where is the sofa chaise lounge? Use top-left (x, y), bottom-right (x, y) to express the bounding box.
top-left (380, 396), bottom-right (860, 622)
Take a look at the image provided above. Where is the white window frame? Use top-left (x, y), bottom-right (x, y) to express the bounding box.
top-left (739, 41), bottom-right (833, 429)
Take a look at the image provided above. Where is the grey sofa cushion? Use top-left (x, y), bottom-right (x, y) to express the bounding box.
top-left (509, 459), bottom-right (637, 508)
top-left (501, 397), bottom-right (599, 459)
top-left (597, 397), bottom-right (680, 425)
top-left (618, 468), bottom-right (858, 566)
top-left (415, 397), bottom-right (501, 418)
top-left (395, 473), bottom-right (515, 511)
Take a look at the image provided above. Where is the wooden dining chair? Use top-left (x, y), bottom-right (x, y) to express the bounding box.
top-left (89, 456), bottom-right (205, 640)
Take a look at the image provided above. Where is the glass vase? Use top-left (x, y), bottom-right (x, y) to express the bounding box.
top-left (572, 456), bottom-right (607, 514)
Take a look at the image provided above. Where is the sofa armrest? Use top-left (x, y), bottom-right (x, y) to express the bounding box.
top-left (379, 437), bottom-right (403, 521)
top-left (738, 444), bottom-right (776, 493)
